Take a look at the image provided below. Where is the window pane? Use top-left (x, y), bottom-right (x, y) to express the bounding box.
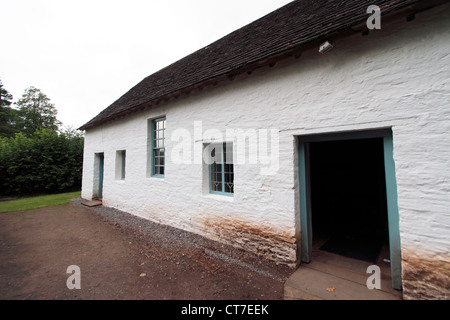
top-left (211, 145), bottom-right (223, 164)
top-left (224, 143), bottom-right (234, 193)
top-left (224, 160), bottom-right (234, 193)
top-left (122, 151), bottom-right (126, 179)
top-left (157, 130), bottom-right (165, 141)
top-left (225, 173), bottom-right (233, 193)
top-left (211, 162), bottom-right (222, 192)
top-left (225, 143), bottom-right (233, 164)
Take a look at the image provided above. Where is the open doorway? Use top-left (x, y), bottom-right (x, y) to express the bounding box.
top-left (93, 152), bottom-right (104, 200)
top-left (298, 129), bottom-right (402, 290)
top-left (309, 138), bottom-right (388, 264)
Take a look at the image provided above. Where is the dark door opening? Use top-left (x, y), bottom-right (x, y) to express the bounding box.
top-left (94, 152), bottom-right (104, 200)
top-left (308, 138), bottom-right (389, 264)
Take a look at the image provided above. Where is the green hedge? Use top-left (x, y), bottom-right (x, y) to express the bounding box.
top-left (0, 129), bottom-right (84, 196)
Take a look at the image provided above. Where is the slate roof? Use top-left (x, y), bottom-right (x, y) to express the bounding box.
top-left (80, 0), bottom-right (433, 130)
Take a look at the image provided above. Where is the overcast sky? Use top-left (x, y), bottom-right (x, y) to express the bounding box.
top-left (0, 0), bottom-right (292, 129)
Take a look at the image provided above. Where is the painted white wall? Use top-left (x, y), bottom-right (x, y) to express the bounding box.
top-left (82, 4), bottom-right (450, 297)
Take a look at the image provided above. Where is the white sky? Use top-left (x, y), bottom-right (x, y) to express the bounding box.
top-left (0, 0), bottom-right (292, 129)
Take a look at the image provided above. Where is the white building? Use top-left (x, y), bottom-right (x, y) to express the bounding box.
top-left (80, 0), bottom-right (450, 299)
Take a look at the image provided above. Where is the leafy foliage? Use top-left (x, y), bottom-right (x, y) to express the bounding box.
top-left (0, 79), bottom-right (13, 107)
top-left (0, 81), bottom-right (84, 196)
top-left (0, 79), bottom-right (84, 196)
top-left (0, 79), bottom-right (18, 138)
top-left (0, 129), bottom-right (84, 196)
top-left (15, 86), bottom-right (62, 135)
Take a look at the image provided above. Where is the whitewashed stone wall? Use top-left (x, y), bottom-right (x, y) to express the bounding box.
top-left (82, 5), bottom-right (450, 299)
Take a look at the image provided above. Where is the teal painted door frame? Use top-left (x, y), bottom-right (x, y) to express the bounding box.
top-left (297, 129), bottom-right (402, 290)
top-left (98, 153), bottom-right (104, 199)
top-left (382, 135), bottom-right (402, 290)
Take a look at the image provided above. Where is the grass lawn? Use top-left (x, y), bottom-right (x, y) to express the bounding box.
top-left (0, 191), bottom-right (81, 213)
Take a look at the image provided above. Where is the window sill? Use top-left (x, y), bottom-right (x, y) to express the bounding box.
top-left (147, 176), bottom-right (166, 181)
top-left (203, 193), bottom-right (234, 202)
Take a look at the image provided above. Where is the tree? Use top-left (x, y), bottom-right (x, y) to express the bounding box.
top-left (0, 79), bottom-right (13, 107)
top-left (15, 86), bottom-right (61, 135)
top-left (0, 83), bottom-right (85, 196)
top-left (0, 78), bottom-right (18, 137)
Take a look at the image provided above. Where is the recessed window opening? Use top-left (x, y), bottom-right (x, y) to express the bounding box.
top-left (151, 117), bottom-right (166, 177)
top-left (115, 150), bottom-right (126, 180)
top-left (209, 142), bottom-right (234, 196)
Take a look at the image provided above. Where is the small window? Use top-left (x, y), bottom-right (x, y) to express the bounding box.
top-left (209, 143), bottom-right (234, 196)
top-left (152, 117), bottom-right (166, 177)
top-left (115, 150), bottom-right (126, 180)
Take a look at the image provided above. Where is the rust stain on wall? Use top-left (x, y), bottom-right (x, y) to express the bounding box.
top-left (402, 248), bottom-right (450, 300)
top-left (201, 216), bottom-right (298, 266)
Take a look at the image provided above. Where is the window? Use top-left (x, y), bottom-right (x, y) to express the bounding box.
top-left (151, 117), bottom-right (166, 177)
top-left (209, 143), bottom-right (234, 196)
top-left (115, 150), bottom-right (126, 180)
